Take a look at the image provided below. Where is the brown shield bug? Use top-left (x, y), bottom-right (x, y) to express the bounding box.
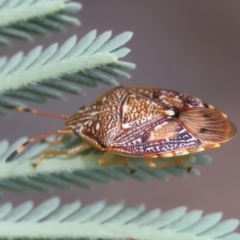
top-left (5, 86), bottom-right (236, 171)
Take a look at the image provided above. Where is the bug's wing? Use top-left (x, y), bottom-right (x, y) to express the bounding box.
top-left (180, 107), bottom-right (236, 144)
top-left (110, 90), bottom-right (236, 157)
top-left (128, 86), bottom-right (236, 144)
top-left (108, 88), bottom-right (204, 157)
top-left (128, 86), bottom-right (207, 109)
top-left (110, 117), bottom-right (201, 157)
top-left (84, 86), bottom-right (236, 157)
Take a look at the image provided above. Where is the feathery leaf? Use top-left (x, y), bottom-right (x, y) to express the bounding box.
top-left (0, 30), bottom-right (135, 111)
top-left (0, 136), bottom-right (211, 192)
top-left (0, 0), bottom-right (82, 45)
top-left (0, 197), bottom-right (239, 240)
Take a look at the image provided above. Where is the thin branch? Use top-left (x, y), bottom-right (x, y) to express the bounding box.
top-left (0, 30), bottom-right (135, 111)
top-left (0, 136), bottom-right (211, 192)
top-left (0, 0), bottom-right (82, 45)
top-left (0, 197), bottom-right (239, 240)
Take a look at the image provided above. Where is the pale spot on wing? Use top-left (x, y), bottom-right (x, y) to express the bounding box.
top-left (148, 121), bottom-right (177, 140)
top-left (122, 122), bottom-right (131, 129)
top-left (208, 104), bottom-right (215, 109)
top-left (95, 122), bottom-right (100, 130)
top-left (161, 152), bottom-right (174, 157)
top-left (165, 109), bottom-right (175, 116)
top-left (194, 147), bottom-right (205, 152)
top-left (175, 149), bottom-right (189, 156)
top-left (221, 112), bottom-right (228, 118)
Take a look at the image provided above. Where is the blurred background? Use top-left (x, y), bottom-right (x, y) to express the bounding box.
top-left (1, 0), bottom-right (240, 223)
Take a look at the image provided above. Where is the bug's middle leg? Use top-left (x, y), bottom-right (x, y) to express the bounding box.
top-left (32, 141), bottom-right (90, 167)
top-left (143, 157), bottom-right (192, 171)
top-left (98, 151), bottom-right (136, 173)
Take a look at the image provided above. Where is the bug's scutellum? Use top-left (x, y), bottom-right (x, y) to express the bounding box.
top-left (4, 86), bottom-right (236, 171)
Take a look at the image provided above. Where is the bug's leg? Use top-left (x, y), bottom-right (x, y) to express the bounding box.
top-left (5, 129), bottom-right (72, 163)
top-left (32, 142), bottom-right (90, 167)
top-left (41, 134), bottom-right (66, 145)
top-left (143, 157), bottom-right (191, 171)
top-left (98, 151), bottom-right (136, 173)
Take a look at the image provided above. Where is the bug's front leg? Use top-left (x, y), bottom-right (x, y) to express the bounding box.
top-left (98, 151), bottom-right (136, 173)
top-left (143, 157), bottom-right (192, 172)
top-left (32, 142), bottom-right (90, 167)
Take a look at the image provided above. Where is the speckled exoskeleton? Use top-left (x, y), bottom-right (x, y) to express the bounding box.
top-left (5, 86), bottom-right (236, 170)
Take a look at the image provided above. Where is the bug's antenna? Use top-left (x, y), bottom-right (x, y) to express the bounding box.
top-left (5, 129), bottom-right (72, 163)
top-left (4, 106), bottom-right (69, 120)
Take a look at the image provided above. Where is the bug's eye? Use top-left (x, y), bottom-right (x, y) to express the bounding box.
top-left (73, 126), bottom-right (82, 135)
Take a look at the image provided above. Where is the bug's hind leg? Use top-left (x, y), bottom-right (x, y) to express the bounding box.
top-left (143, 157), bottom-right (192, 172)
top-left (98, 151), bottom-right (136, 173)
top-left (32, 142), bottom-right (90, 167)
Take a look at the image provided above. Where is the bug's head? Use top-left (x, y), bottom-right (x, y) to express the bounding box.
top-left (65, 106), bottom-right (89, 135)
top-left (179, 107), bottom-right (236, 146)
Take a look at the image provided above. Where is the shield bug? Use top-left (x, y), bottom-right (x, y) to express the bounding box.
top-left (5, 86), bottom-right (236, 170)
